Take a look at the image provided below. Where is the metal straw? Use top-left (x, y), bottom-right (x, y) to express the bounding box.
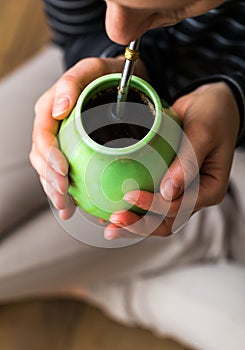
top-left (114, 38), bottom-right (141, 119)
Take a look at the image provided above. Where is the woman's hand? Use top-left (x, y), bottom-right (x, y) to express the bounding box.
top-left (105, 82), bottom-right (240, 239)
top-left (29, 56), bottom-right (149, 219)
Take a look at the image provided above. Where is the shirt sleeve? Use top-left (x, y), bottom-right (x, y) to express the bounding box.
top-left (43, 0), bottom-right (125, 68)
top-left (139, 1), bottom-right (245, 147)
top-left (140, 39), bottom-right (245, 147)
top-left (171, 73), bottom-right (245, 148)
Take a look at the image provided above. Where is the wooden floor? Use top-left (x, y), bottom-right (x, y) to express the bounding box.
top-left (0, 298), bottom-right (190, 350)
top-left (0, 1), bottom-right (191, 349)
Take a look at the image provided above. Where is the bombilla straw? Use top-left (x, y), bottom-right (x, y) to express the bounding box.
top-left (114, 38), bottom-right (141, 119)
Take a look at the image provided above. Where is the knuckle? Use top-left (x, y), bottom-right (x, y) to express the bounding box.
top-left (53, 196), bottom-right (68, 210)
top-left (44, 182), bottom-right (68, 209)
top-left (39, 176), bottom-right (48, 193)
top-left (186, 151), bottom-right (199, 169)
top-left (155, 218), bottom-right (173, 237)
top-left (172, 156), bottom-right (198, 190)
top-left (34, 91), bottom-right (50, 115)
top-left (181, 156), bottom-right (199, 180)
top-left (29, 146), bottom-right (38, 169)
top-left (167, 206), bottom-right (179, 218)
top-left (55, 73), bottom-right (83, 98)
top-left (57, 74), bottom-right (76, 88)
top-left (83, 57), bottom-right (106, 74)
top-left (34, 96), bottom-right (43, 114)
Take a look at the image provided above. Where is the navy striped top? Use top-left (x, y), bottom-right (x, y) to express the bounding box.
top-left (43, 0), bottom-right (245, 145)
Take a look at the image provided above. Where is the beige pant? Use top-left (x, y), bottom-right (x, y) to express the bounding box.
top-left (0, 45), bottom-right (244, 302)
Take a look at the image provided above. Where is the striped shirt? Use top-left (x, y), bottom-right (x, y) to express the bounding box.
top-left (43, 0), bottom-right (245, 145)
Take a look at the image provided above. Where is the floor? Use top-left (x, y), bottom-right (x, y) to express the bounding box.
top-left (0, 298), bottom-right (190, 350)
top-left (0, 1), bottom-right (190, 349)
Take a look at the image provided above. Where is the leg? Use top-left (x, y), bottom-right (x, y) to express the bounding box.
top-left (0, 191), bottom-right (232, 302)
top-left (0, 45), bottom-right (63, 236)
top-left (0, 45), bottom-right (240, 306)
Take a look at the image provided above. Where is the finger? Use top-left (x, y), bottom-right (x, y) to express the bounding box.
top-left (46, 168), bottom-right (69, 195)
top-left (51, 72), bottom-right (82, 119)
top-left (51, 57), bottom-right (118, 119)
top-left (29, 143), bottom-right (45, 177)
top-left (118, 184), bottom-right (198, 237)
top-left (123, 190), bottom-right (171, 215)
top-left (59, 196), bottom-right (76, 220)
top-left (104, 224), bottom-right (137, 240)
top-left (108, 210), bottom-right (175, 237)
top-left (123, 188), bottom-right (198, 219)
top-left (40, 176), bottom-right (71, 211)
top-left (33, 58), bottom-right (117, 173)
top-left (109, 168), bottom-right (231, 239)
top-left (40, 173), bottom-right (76, 220)
top-left (30, 146), bottom-right (69, 190)
top-left (32, 129), bottom-right (68, 177)
top-left (109, 210), bottom-right (165, 237)
top-left (160, 119), bottom-right (213, 201)
top-left (33, 89), bottom-right (69, 176)
top-left (30, 145), bottom-right (69, 194)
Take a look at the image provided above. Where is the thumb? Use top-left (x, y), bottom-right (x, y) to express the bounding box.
top-left (160, 123), bottom-right (209, 200)
top-left (52, 73), bottom-right (81, 120)
top-left (51, 58), bottom-right (111, 120)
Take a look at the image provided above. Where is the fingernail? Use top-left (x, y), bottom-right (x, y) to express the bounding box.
top-left (51, 180), bottom-right (66, 194)
top-left (52, 97), bottom-right (70, 117)
top-left (51, 163), bottom-right (67, 176)
top-left (110, 217), bottom-right (123, 226)
top-left (104, 230), bottom-right (115, 240)
top-left (109, 214), bottom-right (125, 226)
top-left (161, 178), bottom-right (181, 200)
top-left (123, 193), bottom-right (137, 205)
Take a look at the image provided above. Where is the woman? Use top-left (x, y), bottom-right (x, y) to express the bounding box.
top-left (30, 0), bottom-right (245, 238)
